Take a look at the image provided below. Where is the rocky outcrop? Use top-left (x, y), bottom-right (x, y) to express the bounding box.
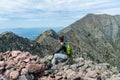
top-left (0, 50), bottom-right (45, 80)
top-left (39, 55), bottom-right (120, 80)
top-left (35, 29), bottom-right (59, 54)
top-left (0, 51), bottom-right (119, 80)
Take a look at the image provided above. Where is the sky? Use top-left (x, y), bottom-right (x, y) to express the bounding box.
top-left (0, 0), bottom-right (120, 29)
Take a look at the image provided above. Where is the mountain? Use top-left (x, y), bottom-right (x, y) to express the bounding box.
top-left (0, 32), bottom-right (51, 56)
top-left (35, 14), bottom-right (120, 69)
top-left (35, 29), bottom-right (59, 53)
top-left (0, 27), bottom-right (64, 40)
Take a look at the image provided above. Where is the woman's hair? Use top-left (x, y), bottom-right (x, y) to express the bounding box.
top-left (59, 36), bottom-right (64, 42)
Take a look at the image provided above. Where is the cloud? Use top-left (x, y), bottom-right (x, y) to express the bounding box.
top-left (0, 17), bottom-right (9, 21)
top-left (0, 0), bottom-right (120, 28)
top-left (0, 0), bottom-right (119, 13)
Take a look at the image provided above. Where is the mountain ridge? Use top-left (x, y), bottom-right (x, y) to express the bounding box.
top-left (35, 13), bottom-right (120, 69)
top-left (0, 13), bottom-right (120, 69)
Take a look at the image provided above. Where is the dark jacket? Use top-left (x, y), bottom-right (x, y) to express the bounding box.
top-left (55, 44), bottom-right (67, 54)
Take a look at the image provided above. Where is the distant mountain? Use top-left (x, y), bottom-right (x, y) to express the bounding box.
top-left (0, 27), bottom-right (63, 40)
top-left (35, 14), bottom-right (120, 69)
top-left (35, 29), bottom-right (59, 53)
top-left (0, 32), bottom-right (52, 56)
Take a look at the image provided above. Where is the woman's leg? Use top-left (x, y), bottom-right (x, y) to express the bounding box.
top-left (51, 53), bottom-right (68, 65)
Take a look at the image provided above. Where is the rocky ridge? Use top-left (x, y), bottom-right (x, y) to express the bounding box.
top-left (40, 55), bottom-right (120, 80)
top-left (35, 29), bottom-right (59, 54)
top-left (0, 50), bottom-right (120, 80)
top-left (35, 14), bottom-right (120, 69)
top-left (0, 50), bottom-right (45, 80)
top-left (0, 32), bottom-right (52, 56)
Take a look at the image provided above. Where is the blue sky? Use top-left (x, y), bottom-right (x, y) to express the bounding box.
top-left (0, 0), bottom-right (120, 29)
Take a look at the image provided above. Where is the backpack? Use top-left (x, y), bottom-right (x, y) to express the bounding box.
top-left (66, 42), bottom-right (72, 57)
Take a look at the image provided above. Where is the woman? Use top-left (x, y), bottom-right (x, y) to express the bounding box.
top-left (51, 36), bottom-right (68, 66)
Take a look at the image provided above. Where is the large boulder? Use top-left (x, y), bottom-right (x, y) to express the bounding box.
top-left (27, 64), bottom-right (45, 73)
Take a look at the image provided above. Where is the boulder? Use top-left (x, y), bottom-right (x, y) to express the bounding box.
top-left (10, 71), bottom-right (19, 80)
top-left (26, 64), bottom-right (45, 73)
top-left (66, 69), bottom-right (77, 79)
top-left (0, 61), bottom-right (4, 67)
top-left (21, 68), bottom-right (28, 75)
top-left (4, 70), bottom-right (11, 78)
top-left (11, 51), bottom-right (21, 58)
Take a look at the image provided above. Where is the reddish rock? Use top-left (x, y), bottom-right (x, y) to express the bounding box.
top-left (21, 62), bottom-right (27, 68)
top-left (10, 71), bottom-right (19, 80)
top-left (39, 76), bottom-right (48, 80)
top-left (5, 63), bottom-right (14, 69)
top-left (55, 75), bottom-right (63, 80)
top-left (66, 69), bottom-right (77, 79)
top-left (15, 53), bottom-right (28, 61)
top-left (47, 75), bottom-right (56, 80)
top-left (11, 51), bottom-right (21, 58)
top-left (23, 57), bottom-right (30, 63)
top-left (36, 57), bottom-right (41, 63)
top-left (4, 70), bottom-right (11, 78)
top-left (30, 55), bottom-right (37, 60)
top-left (26, 64), bottom-right (45, 73)
top-left (0, 61), bottom-right (4, 67)
top-left (85, 70), bottom-right (97, 78)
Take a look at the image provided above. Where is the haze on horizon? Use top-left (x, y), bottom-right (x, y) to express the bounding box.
top-left (0, 0), bottom-right (120, 29)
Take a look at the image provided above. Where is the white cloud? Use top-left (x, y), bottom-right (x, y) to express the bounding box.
top-left (0, 0), bottom-right (120, 28)
top-left (0, 0), bottom-right (119, 14)
top-left (0, 17), bottom-right (9, 21)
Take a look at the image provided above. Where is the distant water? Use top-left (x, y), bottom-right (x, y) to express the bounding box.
top-left (0, 27), bottom-right (63, 40)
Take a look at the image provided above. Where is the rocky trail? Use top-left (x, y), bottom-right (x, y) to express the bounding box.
top-left (0, 51), bottom-right (120, 80)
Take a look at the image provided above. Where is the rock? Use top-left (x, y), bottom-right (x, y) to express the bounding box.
top-left (101, 71), bottom-right (111, 80)
top-left (30, 55), bottom-right (37, 60)
top-left (18, 74), bottom-right (34, 80)
top-left (44, 70), bottom-right (53, 76)
top-left (85, 70), bottom-right (97, 78)
top-left (47, 75), bottom-right (56, 80)
top-left (10, 71), bottom-right (19, 80)
top-left (4, 70), bottom-right (11, 78)
top-left (0, 61), bottom-right (4, 67)
top-left (20, 62), bottom-right (26, 68)
top-left (63, 65), bottom-right (70, 71)
top-left (27, 64), bottom-right (45, 73)
top-left (0, 74), bottom-right (7, 80)
top-left (23, 57), bottom-right (30, 63)
top-left (5, 63), bottom-right (14, 69)
top-left (70, 64), bottom-right (77, 69)
top-left (66, 69), bottom-right (77, 79)
top-left (111, 67), bottom-right (119, 74)
top-left (40, 55), bottom-right (53, 64)
top-left (15, 53), bottom-right (28, 61)
top-left (55, 75), bottom-right (63, 80)
top-left (11, 51), bottom-right (21, 58)
top-left (18, 75), bottom-right (28, 80)
top-left (39, 76), bottom-right (48, 80)
top-left (21, 68), bottom-right (28, 75)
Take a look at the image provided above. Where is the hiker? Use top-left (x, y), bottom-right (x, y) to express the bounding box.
top-left (51, 36), bottom-right (68, 66)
